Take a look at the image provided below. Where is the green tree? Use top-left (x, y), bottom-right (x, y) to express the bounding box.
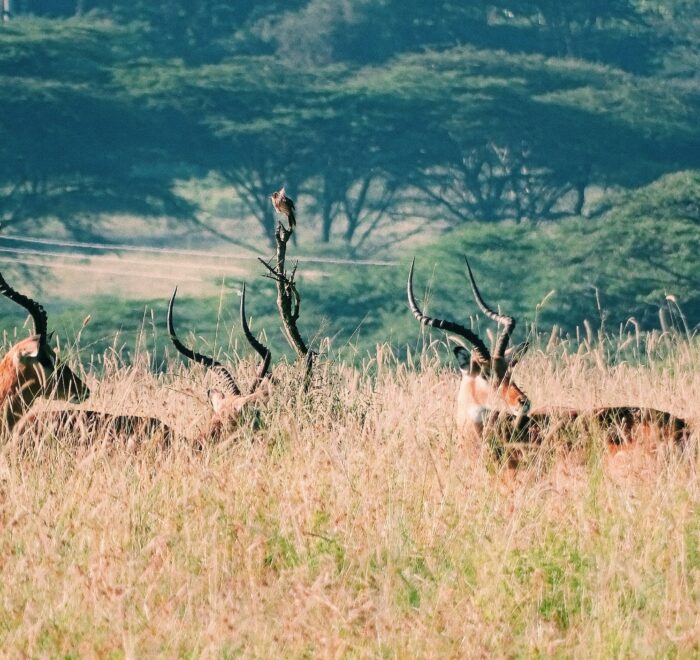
top-left (0, 19), bottom-right (197, 238)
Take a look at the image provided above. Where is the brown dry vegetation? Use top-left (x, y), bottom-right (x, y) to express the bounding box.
top-left (0, 333), bottom-right (698, 657)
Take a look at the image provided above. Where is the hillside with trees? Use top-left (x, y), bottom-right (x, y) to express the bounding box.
top-left (0, 1), bottom-right (698, 338)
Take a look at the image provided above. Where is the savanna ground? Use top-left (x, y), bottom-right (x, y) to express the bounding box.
top-left (0, 329), bottom-right (699, 657)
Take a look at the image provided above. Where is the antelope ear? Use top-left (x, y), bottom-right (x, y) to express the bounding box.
top-left (452, 346), bottom-right (471, 371)
top-left (453, 345), bottom-right (488, 374)
top-left (505, 341), bottom-right (530, 367)
top-left (13, 335), bottom-right (41, 365)
top-left (208, 388), bottom-right (226, 414)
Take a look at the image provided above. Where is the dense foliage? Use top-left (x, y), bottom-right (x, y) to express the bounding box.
top-left (1, 2), bottom-right (699, 243)
top-left (0, 2), bottom-right (698, 337)
top-left (320, 171), bottom-right (700, 347)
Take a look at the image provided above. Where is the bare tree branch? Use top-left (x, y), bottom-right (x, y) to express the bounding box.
top-left (258, 208), bottom-right (309, 359)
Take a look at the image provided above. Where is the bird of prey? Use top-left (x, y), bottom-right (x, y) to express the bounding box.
top-left (270, 187), bottom-right (296, 230)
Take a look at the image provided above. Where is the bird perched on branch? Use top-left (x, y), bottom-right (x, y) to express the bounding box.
top-left (270, 187), bottom-right (296, 230)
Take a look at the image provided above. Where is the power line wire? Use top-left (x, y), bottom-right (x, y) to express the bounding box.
top-left (0, 245), bottom-right (246, 274)
top-left (1, 234), bottom-right (254, 260)
top-left (0, 256), bottom-right (203, 282)
top-left (0, 234), bottom-right (398, 267)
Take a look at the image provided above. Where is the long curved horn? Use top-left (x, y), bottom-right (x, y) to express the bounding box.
top-left (239, 283), bottom-right (271, 394)
top-left (408, 259), bottom-right (491, 364)
top-left (464, 257), bottom-right (515, 359)
top-left (167, 287), bottom-right (241, 396)
top-left (0, 272), bottom-right (48, 345)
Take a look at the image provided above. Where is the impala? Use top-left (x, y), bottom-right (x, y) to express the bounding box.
top-left (1, 273), bottom-right (90, 431)
top-left (408, 258), bottom-right (531, 443)
top-left (407, 258), bottom-right (689, 459)
top-left (1, 273), bottom-right (174, 444)
top-left (167, 283), bottom-right (271, 441)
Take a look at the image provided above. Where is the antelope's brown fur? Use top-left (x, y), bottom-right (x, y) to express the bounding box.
top-left (1, 272), bottom-right (90, 432)
top-left (408, 258), bottom-right (690, 466)
top-left (13, 409), bottom-right (174, 446)
top-left (528, 405), bottom-right (689, 448)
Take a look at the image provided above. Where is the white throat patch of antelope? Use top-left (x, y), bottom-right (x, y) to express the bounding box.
top-left (407, 258), bottom-right (530, 439)
top-left (167, 283), bottom-right (271, 441)
top-left (0, 273), bottom-right (90, 431)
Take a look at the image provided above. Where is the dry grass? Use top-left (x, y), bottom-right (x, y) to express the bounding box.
top-left (0, 334), bottom-right (699, 657)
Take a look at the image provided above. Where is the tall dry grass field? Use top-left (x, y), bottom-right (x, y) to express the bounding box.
top-left (0, 331), bottom-right (698, 657)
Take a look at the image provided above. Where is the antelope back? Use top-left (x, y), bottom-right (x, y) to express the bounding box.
top-left (13, 409), bottom-right (173, 447)
top-left (591, 406), bottom-right (689, 449)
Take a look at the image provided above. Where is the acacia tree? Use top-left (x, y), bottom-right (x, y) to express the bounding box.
top-left (212, 118), bottom-right (309, 247)
top-left (205, 61), bottom-right (406, 250)
top-left (206, 62), bottom-right (315, 246)
top-left (0, 20), bottom-right (198, 238)
top-left (115, 55), bottom-right (313, 246)
top-left (303, 93), bottom-right (404, 247)
top-left (487, 0), bottom-right (652, 70)
top-left (5, 5), bottom-right (698, 253)
top-left (357, 52), bottom-right (576, 226)
top-left (372, 45), bottom-right (700, 227)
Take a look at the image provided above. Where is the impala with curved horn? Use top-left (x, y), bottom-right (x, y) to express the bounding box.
top-left (408, 258), bottom-right (690, 457)
top-left (167, 283), bottom-right (271, 441)
top-left (408, 258), bottom-right (530, 441)
top-left (1, 273), bottom-right (90, 431)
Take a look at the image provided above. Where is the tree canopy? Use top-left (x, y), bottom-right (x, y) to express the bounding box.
top-left (0, 2), bottom-right (698, 250)
top-left (0, 2), bottom-right (697, 354)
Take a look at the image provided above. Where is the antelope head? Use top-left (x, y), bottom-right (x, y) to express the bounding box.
top-left (167, 283), bottom-right (271, 439)
top-left (407, 259), bottom-right (530, 433)
top-left (0, 273), bottom-right (90, 430)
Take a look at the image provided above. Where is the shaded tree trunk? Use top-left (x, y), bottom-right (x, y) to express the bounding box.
top-left (573, 182), bottom-right (586, 216)
top-left (342, 176), bottom-right (371, 243)
top-left (319, 173), bottom-right (342, 243)
top-left (321, 198), bottom-right (333, 243)
top-left (2, 0), bottom-right (13, 22)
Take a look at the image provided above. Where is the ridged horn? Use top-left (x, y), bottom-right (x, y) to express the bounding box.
top-left (167, 286), bottom-right (241, 396)
top-left (407, 259), bottom-right (491, 364)
top-left (464, 257), bottom-right (515, 359)
top-left (239, 283), bottom-right (271, 394)
top-left (0, 272), bottom-right (49, 346)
